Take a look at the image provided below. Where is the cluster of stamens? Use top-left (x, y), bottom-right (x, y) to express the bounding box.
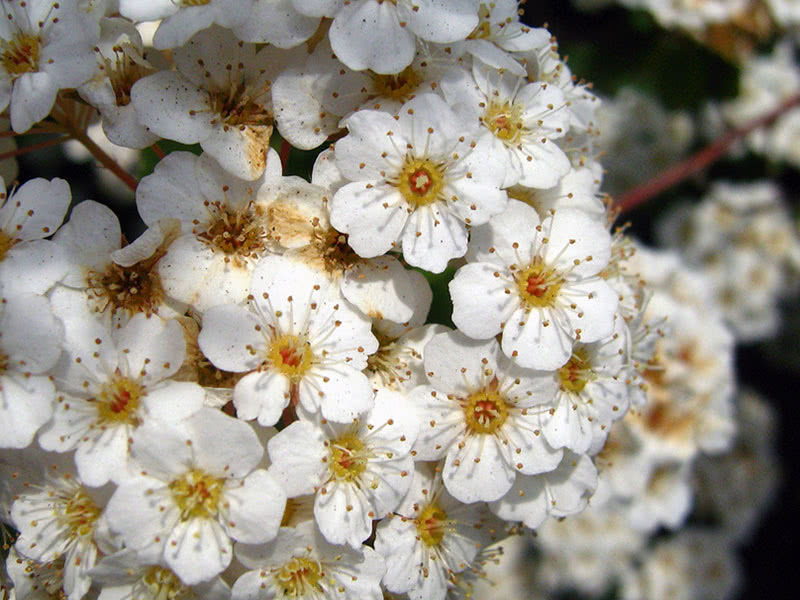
top-left (396, 157), bottom-right (445, 207)
top-left (415, 503), bottom-right (449, 547)
top-left (268, 334), bottom-right (313, 382)
top-left (169, 469), bottom-right (224, 520)
top-left (557, 348), bottom-right (593, 393)
top-left (58, 486), bottom-right (101, 539)
top-left (483, 101), bottom-right (524, 144)
top-left (366, 335), bottom-right (417, 387)
top-left (1, 33), bottom-right (41, 78)
top-left (198, 201), bottom-right (267, 261)
top-left (371, 66), bottom-right (423, 101)
top-left (140, 567), bottom-right (190, 600)
top-left (516, 257), bottom-right (563, 309)
top-left (104, 44), bottom-right (154, 107)
top-left (86, 262), bottom-right (164, 317)
top-left (96, 374), bottom-right (144, 425)
top-left (462, 376), bottom-right (509, 435)
top-left (328, 434), bottom-right (368, 482)
top-left (274, 557), bottom-right (323, 597)
top-left (208, 76), bottom-right (273, 128)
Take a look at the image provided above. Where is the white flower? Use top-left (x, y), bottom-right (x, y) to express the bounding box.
top-left (0, 292), bottom-right (62, 449)
top-left (267, 388), bottom-right (418, 547)
top-left (198, 255), bottom-right (377, 424)
top-left (90, 549), bottom-right (231, 600)
top-left (131, 26), bottom-right (279, 180)
top-left (105, 408), bottom-right (286, 586)
top-left (232, 521), bottom-right (386, 600)
top-left (53, 200), bottom-right (184, 328)
top-left (330, 93), bottom-right (508, 272)
top-left (119, 0), bottom-right (256, 50)
top-left (410, 330), bottom-right (562, 503)
top-left (543, 315), bottom-right (632, 454)
top-left (319, 0), bottom-right (480, 74)
top-left (39, 301), bottom-right (204, 487)
top-left (450, 200), bottom-right (617, 371)
top-left (0, 0), bottom-right (98, 133)
top-left (488, 451), bottom-right (598, 530)
top-left (136, 150), bottom-right (281, 312)
top-left (0, 177), bottom-right (70, 297)
top-left (11, 461), bottom-right (111, 600)
top-left (374, 462), bottom-right (502, 600)
top-left (78, 17), bottom-right (160, 149)
top-left (441, 63), bottom-right (571, 189)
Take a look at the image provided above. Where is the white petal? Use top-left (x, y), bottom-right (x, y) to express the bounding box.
top-left (443, 435), bottom-right (516, 503)
top-left (222, 469), bottom-right (285, 544)
top-left (233, 371), bottom-right (291, 426)
top-left (401, 204), bottom-right (468, 273)
top-left (450, 262), bottom-right (516, 339)
top-left (314, 481), bottom-right (373, 547)
top-left (199, 304), bottom-right (267, 372)
top-left (10, 72), bottom-right (58, 133)
top-left (329, 0), bottom-right (415, 74)
top-left (501, 307), bottom-right (574, 370)
top-left (330, 183), bottom-right (409, 258)
top-left (185, 408), bottom-right (263, 479)
top-left (267, 420), bottom-right (328, 497)
top-left (164, 517), bottom-right (232, 585)
top-left (299, 365), bottom-right (374, 423)
top-left (115, 314), bottom-right (185, 386)
top-left (131, 71), bottom-right (213, 144)
top-left (0, 374), bottom-right (54, 448)
top-left (2, 178), bottom-right (70, 241)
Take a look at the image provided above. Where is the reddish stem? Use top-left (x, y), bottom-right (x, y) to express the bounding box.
top-left (0, 136), bottom-right (69, 161)
top-left (150, 142), bottom-right (166, 160)
top-left (279, 138), bottom-right (291, 171)
top-left (617, 92), bottom-right (800, 214)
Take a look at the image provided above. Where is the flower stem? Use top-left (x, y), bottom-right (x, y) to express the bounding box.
top-left (0, 136), bottom-right (70, 161)
top-left (617, 91), bottom-right (800, 213)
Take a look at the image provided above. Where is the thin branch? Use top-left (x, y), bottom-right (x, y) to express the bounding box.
top-left (617, 91), bottom-right (800, 213)
top-left (0, 136), bottom-right (69, 161)
top-left (279, 138), bottom-right (291, 171)
top-left (150, 142), bottom-right (166, 160)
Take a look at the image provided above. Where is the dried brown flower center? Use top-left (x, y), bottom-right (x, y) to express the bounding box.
top-left (87, 262), bottom-right (164, 317)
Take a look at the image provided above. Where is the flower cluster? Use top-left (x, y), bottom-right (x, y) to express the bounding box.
top-left (0, 1), bottom-right (788, 600)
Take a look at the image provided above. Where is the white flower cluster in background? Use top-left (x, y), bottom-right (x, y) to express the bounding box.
top-left (574, 0), bottom-right (800, 31)
top-left (0, 1), bottom-right (787, 600)
top-left (658, 180), bottom-right (800, 341)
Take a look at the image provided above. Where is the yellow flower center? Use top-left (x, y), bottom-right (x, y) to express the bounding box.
top-left (516, 257), bottom-right (563, 309)
top-left (329, 434), bottom-right (367, 482)
top-left (275, 557), bottom-right (323, 597)
top-left (180, 0), bottom-right (211, 5)
top-left (416, 503), bottom-right (448, 547)
top-left (97, 376), bottom-right (144, 425)
top-left (2, 33), bottom-right (40, 77)
top-left (463, 378), bottom-right (509, 435)
top-left (268, 334), bottom-right (313, 381)
top-left (397, 157), bottom-right (445, 207)
top-left (0, 229), bottom-right (17, 262)
top-left (0, 351), bottom-right (8, 376)
top-left (371, 66), bottom-right (423, 102)
top-left (169, 469), bottom-right (224, 520)
top-left (141, 567), bottom-right (190, 600)
top-left (483, 101), bottom-right (524, 144)
top-left (558, 348), bottom-right (593, 393)
top-left (59, 488), bottom-right (101, 539)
